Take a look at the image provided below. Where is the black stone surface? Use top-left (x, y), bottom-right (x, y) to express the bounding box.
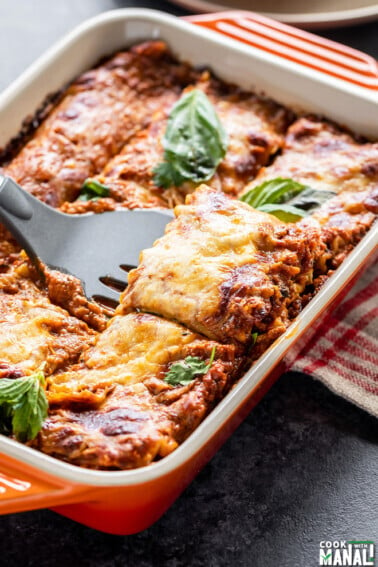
top-left (0, 3), bottom-right (377, 566)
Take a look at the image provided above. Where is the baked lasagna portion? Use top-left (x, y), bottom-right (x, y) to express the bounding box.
top-left (0, 40), bottom-right (291, 214)
top-left (242, 116), bottom-right (378, 268)
top-left (121, 185), bottom-right (326, 347)
top-left (0, 41), bottom-right (376, 470)
top-left (35, 182), bottom-right (375, 469)
top-left (0, 261), bottom-right (96, 378)
top-left (248, 116), bottom-right (378, 196)
top-left (63, 72), bottom-right (291, 213)
top-left (0, 41), bottom-right (197, 207)
top-left (37, 313), bottom-right (242, 469)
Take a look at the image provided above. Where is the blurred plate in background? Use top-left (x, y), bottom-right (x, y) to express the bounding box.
top-left (170, 0), bottom-right (378, 28)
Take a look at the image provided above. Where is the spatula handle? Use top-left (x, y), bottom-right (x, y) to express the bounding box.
top-left (0, 176), bottom-right (34, 220)
top-left (0, 175), bottom-right (50, 265)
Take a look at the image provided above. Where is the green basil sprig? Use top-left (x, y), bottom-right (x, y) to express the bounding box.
top-left (78, 178), bottom-right (110, 201)
top-left (240, 177), bottom-right (336, 222)
top-left (0, 371), bottom-right (48, 442)
top-left (153, 89), bottom-right (228, 189)
top-left (164, 346), bottom-right (216, 387)
top-left (256, 203), bottom-right (309, 223)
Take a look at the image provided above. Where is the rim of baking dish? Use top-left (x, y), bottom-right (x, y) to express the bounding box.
top-left (0, 8), bottom-right (377, 487)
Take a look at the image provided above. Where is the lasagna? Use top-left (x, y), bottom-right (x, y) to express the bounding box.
top-left (0, 41), bottom-right (376, 470)
top-left (120, 185), bottom-right (326, 347)
top-left (38, 312), bottom-right (242, 469)
top-left (242, 116), bottom-right (378, 269)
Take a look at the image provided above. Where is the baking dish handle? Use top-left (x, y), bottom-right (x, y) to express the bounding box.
top-left (186, 11), bottom-right (378, 91)
top-left (0, 453), bottom-right (90, 514)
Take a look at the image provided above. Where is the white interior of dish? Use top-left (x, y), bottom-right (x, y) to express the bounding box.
top-left (0, 9), bottom-right (376, 487)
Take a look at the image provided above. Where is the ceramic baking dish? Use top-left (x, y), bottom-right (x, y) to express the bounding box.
top-left (0, 9), bottom-right (376, 535)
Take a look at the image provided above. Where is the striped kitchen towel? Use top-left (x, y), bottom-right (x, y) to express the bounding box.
top-left (291, 262), bottom-right (378, 417)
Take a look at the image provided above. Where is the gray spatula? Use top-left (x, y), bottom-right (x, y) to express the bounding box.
top-left (0, 175), bottom-right (173, 306)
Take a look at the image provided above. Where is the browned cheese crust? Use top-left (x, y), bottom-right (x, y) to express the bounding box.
top-left (61, 72), bottom-right (291, 214)
top-left (246, 116), bottom-right (378, 195)
top-left (242, 116), bottom-right (378, 271)
top-left (200, 74), bottom-right (293, 197)
top-left (35, 313), bottom-right (242, 469)
top-left (0, 41), bottom-right (196, 207)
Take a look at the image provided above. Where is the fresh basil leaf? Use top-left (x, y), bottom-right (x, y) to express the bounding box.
top-left (153, 161), bottom-right (186, 189)
top-left (153, 89), bottom-right (227, 189)
top-left (251, 332), bottom-right (258, 346)
top-left (240, 178), bottom-right (307, 208)
top-left (164, 346), bottom-right (216, 387)
top-left (240, 177), bottom-right (336, 222)
top-left (286, 188), bottom-right (337, 212)
top-left (0, 371), bottom-right (48, 442)
top-left (78, 178), bottom-right (110, 201)
top-left (0, 405), bottom-right (12, 435)
top-left (257, 203), bottom-right (307, 222)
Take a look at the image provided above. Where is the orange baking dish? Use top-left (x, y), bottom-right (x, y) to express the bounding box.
top-left (0, 9), bottom-right (377, 534)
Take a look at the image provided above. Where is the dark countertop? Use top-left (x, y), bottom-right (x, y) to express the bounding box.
top-left (0, 2), bottom-right (377, 566)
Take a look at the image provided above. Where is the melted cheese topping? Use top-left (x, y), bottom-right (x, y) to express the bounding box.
top-left (0, 266), bottom-right (95, 375)
top-left (0, 311), bottom-right (65, 373)
top-left (120, 185), bottom-right (319, 345)
top-left (242, 117), bottom-right (378, 197)
top-left (47, 312), bottom-right (203, 403)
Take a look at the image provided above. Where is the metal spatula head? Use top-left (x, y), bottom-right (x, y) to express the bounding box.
top-left (0, 176), bottom-right (173, 306)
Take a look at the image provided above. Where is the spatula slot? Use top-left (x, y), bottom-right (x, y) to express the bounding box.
top-left (99, 276), bottom-right (127, 292)
top-left (92, 295), bottom-right (119, 310)
top-left (120, 264), bottom-right (137, 273)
